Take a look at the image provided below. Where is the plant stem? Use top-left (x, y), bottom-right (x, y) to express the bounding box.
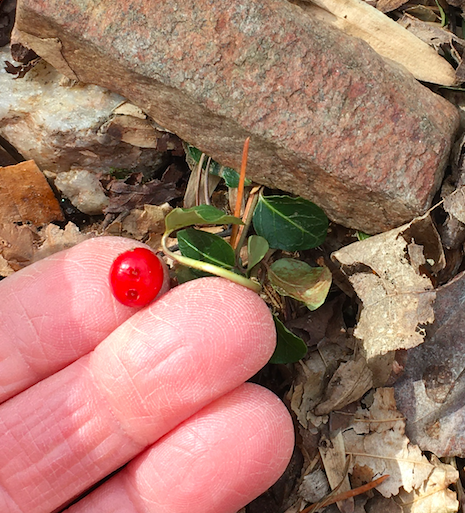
top-left (161, 232), bottom-right (261, 293)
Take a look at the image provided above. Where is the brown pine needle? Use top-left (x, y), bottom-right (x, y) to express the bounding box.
top-left (230, 137), bottom-right (250, 249)
top-left (300, 474), bottom-right (389, 513)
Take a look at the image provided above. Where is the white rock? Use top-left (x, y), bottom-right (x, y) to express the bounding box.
top-left (0, 47), bottom-right (167, 173)
top-left (54, 169), bottom-right (109, 214)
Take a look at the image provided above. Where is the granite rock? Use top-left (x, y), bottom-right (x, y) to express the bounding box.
top-left (13, 0), bottom-right (460, 232)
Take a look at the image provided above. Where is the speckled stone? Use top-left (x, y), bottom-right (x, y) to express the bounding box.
top-left (13, 0), bottom-right (460, 232)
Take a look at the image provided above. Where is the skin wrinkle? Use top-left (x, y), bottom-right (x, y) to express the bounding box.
top-left (133, 386), bottom-right (284, 512)
top-left (5, 374), bottom-right (95, 500)
top-left (1, 357), bottom-right (146, 512)
top-left (1, 293), bottom-right (41, 374)
top-left (86, 354), bottom-right (147, 448)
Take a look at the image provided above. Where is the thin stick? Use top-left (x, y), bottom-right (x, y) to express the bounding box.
top-left (300, 475), bottom-right (389, 513)
top-left (230, 137), bottom-right (250, 248)
top-left (195, 152), bottom-right (206, 206)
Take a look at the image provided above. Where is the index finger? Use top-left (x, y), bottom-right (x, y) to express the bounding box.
top-left (0, 237), bottom-right (169, 403)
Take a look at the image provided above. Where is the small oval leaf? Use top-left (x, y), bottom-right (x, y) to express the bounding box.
top-left (165, 205), bottom-right (242, 233)
top-left (247, 235), bottom-right (269, 272)
top-left (269, 258), bottom-right (332, 311)
top-left (252, 195), bottom-right (328, 250)
top-left (269, 316), bottom-right (307, 364)
top-left (177, 227), bottom-right (235, 269)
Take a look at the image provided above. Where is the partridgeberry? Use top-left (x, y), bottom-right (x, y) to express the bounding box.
top-left (109, 247), bottom-right (164, 307)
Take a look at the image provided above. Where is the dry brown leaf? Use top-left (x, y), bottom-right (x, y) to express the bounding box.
top-left (289, 359), bottom-right (327, 429)
top-left (298, 469), bottom-right (330, 504)
top-left (331, 214), bottom-right (444, 360)
top-left (443, 185), bottom-right (465, 225)
top-left (319, 431), bottom-right (354, 513)
top-left (315, 356), bottom-right (373, 415)
top-left (102, 115), bottom-right (163, 148)
top-left (375, 0), bottom-right (409, 13)
top-left (295, 0), bottom-right (457, 85)
top-left (105, 165), bottom-right (182, 214)
top-left (0, 253), bottom-right (14, 277)
top-left (394, 456), bottom-right (459, 512)
top-left (0, 160), bottom-right (64, 225)
top-left (33, 222), bottom-right (90, 262)
top-left (398, 13), bottom-right (465, 55)
top-left (106, 203), bottom-right (172, 251)
top-left (342, 388), bottom-right (458, 507)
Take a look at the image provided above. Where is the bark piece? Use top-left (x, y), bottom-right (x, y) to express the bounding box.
top-left (13, 0), bottom-right (459, 233)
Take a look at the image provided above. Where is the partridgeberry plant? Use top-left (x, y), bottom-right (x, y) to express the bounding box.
top-left (109, 140), bottom-right (332, 363)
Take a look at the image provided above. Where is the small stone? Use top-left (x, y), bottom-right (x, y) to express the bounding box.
top-left (13, 0), bottom-right (459, 232)
top-left (54, 169), bottom-right (109, 215)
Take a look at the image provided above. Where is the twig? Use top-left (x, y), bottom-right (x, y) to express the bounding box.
top-left (230, 137), bottom-right (250, 248)
top-left (300, 474), bottom-right (389, 513)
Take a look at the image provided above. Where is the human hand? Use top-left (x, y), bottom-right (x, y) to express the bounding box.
top-left (0, 237), bottom-right (294, 513)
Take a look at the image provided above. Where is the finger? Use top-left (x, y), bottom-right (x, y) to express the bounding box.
top-left (0, 278), bottom-right (276, 513)
top-left (0, 236), bottom-right (169, 403)
top-left (67, 383), bottom-right (294, 513)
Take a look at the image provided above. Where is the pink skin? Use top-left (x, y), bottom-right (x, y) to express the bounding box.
top-left (0, 237), bottom-right (294, 513)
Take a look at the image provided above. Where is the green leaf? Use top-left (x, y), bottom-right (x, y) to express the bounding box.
top-left (213, 166), bottom-right (251, 188)
top-left (186, 145), bottom-right (251, 188)
top-left (186, 145), bottom-right (203, 162)
top-left (269, 258), bottom-right (332, 311)
top-left (356, 231), bottom-right (371, 241)
top-left (269, 316), bottom-right (307, 364)
top-left (252, 195), bottom-right (328, 251)
top-left (177, 228), bottom-right (235, 269)
top-left (247, 235), bottom-right (269, 272)
top-left (164, 205), bottom-right (242, 233)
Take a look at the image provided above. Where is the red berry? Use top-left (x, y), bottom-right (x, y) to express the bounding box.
top-left (109, 248), bottom-right (164, 307)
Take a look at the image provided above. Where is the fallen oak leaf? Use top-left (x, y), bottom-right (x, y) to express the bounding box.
top-left (314, 355), bottom-right (373, 415)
